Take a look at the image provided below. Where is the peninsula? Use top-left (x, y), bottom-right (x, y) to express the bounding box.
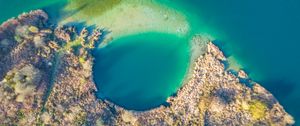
top-left (0, 10), bottom-right (294, 126)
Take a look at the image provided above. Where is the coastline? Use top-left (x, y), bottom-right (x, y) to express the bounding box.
top-left (0, 10), bottom-right (294, 125)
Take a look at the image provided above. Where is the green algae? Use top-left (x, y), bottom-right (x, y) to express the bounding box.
top-left (66, 0), bottom-right (121, 17)
top-left (248, 100), bottom-right (268, 120)
top-left (61, 0), bottom-right (190, 39)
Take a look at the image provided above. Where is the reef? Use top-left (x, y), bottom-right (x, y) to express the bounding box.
top-left (0, 10), bottom-right (294, 125)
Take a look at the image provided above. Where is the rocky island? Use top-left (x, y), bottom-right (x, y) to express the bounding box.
top-left (0, 10), bottom-right (294, 126)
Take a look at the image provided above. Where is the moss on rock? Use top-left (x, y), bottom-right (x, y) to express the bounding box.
top-left (249, 100), bottom-right (267, 120)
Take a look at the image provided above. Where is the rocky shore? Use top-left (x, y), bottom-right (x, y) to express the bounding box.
top-left (0, 10), bottom-right (294, 125)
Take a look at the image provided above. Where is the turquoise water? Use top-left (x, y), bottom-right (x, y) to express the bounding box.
top-left (0, 0), bottom-right (66, 23)
top-left (166, 0), bottom-right (300, 123)
top-left (1, 0), bottom-right (299, 122)
top-left (92, 33), bottom-right (190, 110)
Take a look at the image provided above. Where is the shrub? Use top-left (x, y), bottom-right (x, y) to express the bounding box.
top-left (249, 100), bottom-right (267, 120)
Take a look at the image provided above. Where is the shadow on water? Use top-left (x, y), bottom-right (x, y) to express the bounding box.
top-left (214, 39), bottom-right (299, 122)
top-left (42, 1), bottom-right (68, 24)
top-left (212, 40), bottom-right (232, 57)
top-left (261, 79), bottom-right (296, 100)
top-left (259, 79), bottom-right (299, 123)
top-left (64, 21), bottom-right (97, 33)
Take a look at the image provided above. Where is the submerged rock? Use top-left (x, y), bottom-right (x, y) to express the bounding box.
top-left (0, 10), bottom-right (294, 126)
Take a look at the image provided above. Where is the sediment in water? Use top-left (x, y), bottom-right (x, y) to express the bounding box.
top-left (0, 9), bottom-right (294, 126)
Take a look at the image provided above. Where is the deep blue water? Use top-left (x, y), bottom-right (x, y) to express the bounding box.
top-left (169, 0), bottom-right (300, 123)
top-left (92, 33), bottom-right (190, 110)
top-left (1, 0), bottom-right (299, 123)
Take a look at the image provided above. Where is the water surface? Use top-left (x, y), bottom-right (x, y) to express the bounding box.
top-left (167, 0), bottom-right (300, 123)
top-left (0, 0), bottom-right (299, 122)
top-left (93, 32), bottom-right (190, 110)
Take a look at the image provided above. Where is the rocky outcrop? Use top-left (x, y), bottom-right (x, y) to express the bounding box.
top-left (0, 10), bottom-right (294, 126)
top-left (0, 10), bottom-right (106, 125)
top-left (124, 42), bottom-right (294, 126)
top-left (0, 10), bottom-right (53, 125)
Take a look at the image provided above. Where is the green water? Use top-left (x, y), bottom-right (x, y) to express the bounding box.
top-left (1, 0), bottom-right (299, 122)
top-left (164, 0), bottom-right (300, 123)
top-left (0, 0), bottom-right (65, 23)
top-left (92, 33), bottom-right (190, 110)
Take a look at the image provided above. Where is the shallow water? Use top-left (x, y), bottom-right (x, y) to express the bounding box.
top-left (92, 33), bottom-right (190, 110)
top-left (167, 0), bottom-right (300, 123)
top-left (0, 0), bottom-right (299, 122)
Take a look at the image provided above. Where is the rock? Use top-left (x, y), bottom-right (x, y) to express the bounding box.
top-left (121, 111), bottom-right (137, 123)
top-left (15, 25), bottom-right (30, 39)
top-left (4, 65), bottom-right (42, 102)
top-left (28, 26), bottom-right (39, 33)
top-left (48, 41), bottom-right (60, 51)
top-left (238, 70), bottom-right (248, 78)
top-left (54, 26), bottom-right (71, 42)
top-left (0, 9), bottom-right (294, 126)
top-left (33, 35), bottom-right (45, 47)
top-left (40, 29), bottom-right (52, 34)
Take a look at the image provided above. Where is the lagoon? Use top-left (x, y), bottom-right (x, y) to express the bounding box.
top-left (1, 0), bottom-right (299, 123)
top-left (92, 33), bottom-right (190, 110)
